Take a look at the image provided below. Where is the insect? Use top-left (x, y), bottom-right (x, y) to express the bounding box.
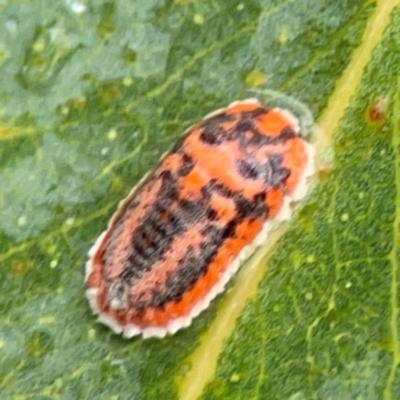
top-left (85, 98), bottom-right (315, 338)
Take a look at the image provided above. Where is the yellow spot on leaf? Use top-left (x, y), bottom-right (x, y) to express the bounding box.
top-left (306, 254), bottom-right (315, 263)
top-left (60, 105), bottom-right (69, 115)
top-left (341, 213), bottom-right (349, 222)
top-left (0, 125), bottom-right (15, 138)
top-left (123, 77), bottom-right (133, 86)
top-left (193, 14), bottom-right (204, 25)
top-left (110, 176), bottom-right (124, 193)
top-left (32, 40), bottom-right (45, 53)
top-left (72, 96), bottom-right (87, 110)
top-left (38, 316), bottom-right (56, 324)
top-left (278, 25), bottom-right (289, 45)
top-left (245, 69), bottom-right (267, 88)
top-left (107, 128), bottom-right (117, 141)
top-left (273, 303), bottom-right (283, 313)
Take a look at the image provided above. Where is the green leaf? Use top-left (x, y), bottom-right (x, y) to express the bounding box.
top-left (0, 0), bottom-right (399, 399)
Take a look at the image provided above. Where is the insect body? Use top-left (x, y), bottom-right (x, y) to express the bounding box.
top-left (86, 98), bottom-right (315, 338)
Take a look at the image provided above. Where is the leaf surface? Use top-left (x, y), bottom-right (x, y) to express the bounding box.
top-left (0, 0), bottom-right (399, 399)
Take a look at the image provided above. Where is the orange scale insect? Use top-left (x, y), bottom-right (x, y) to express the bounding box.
top-left (86, 98), bottom-right (315, 339)
top-left (264, 188), bottom-right (285, 218)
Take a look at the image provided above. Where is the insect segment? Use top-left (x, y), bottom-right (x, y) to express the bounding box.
top-left (86, 98), bottom-right (315, 338)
